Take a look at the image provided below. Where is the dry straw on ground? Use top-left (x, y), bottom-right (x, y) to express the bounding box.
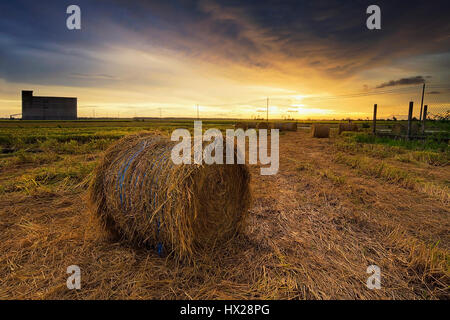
top-left (311, 124), bottom-right (330, 138)
top-left (89, 132), bottom-right (251, 260)
top-left (0, 129), bottom-right (448, 299)
top-left (338, 123), bottom-right (359, 135)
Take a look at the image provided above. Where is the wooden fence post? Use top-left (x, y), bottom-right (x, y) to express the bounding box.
top-left (422, 105), bottom-right (428, 135)
top-left (372, 104), bottom-right (377, 135)
top-left (407, 101), bottom-right (413, 140)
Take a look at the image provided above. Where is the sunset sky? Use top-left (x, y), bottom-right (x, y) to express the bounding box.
top-left (0, 0), bottom-right (449, 119)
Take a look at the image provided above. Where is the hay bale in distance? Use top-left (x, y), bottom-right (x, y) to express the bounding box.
top-left (311, 124), bottom-right (330, 138)
top-left (234, 122), bottom-right (248, 130)
top-left (272, 122), bottom-right (297, 131)
top-left (338, 123), bottom-right (358, 135)
top-left (283, 122), bottom-right (297, 131)
top-left (89, 132), bottom-right (251, 260)
top-left (272, 122), bottom-right (283, 130)
top-left (256, 122), bottom-right (271, 129)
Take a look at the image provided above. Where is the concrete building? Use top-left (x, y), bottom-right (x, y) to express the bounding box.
top-left (22, 91), bottom-right (77, 120)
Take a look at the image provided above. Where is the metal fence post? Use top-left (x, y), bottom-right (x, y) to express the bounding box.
top-left (407, 101), bottom-right (413, 140)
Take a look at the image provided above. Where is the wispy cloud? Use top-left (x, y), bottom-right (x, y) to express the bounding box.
top-left (69, 73), bottom-right (120, 81)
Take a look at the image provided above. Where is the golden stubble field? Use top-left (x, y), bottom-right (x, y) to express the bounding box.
top-left (0, 122), bottom-right (448, 299)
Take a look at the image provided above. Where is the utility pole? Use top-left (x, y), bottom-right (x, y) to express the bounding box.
top-left (419, 83), bottom-right (425, 121)
top-left (266, 97), bottom-right (269, 123)
top-left (159, 108), bottom-right (162, 121)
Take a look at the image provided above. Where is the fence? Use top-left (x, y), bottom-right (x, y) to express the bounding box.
top-left (372, 101), bottom-right (449, 141)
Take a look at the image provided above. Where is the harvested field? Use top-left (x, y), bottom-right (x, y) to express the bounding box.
top-left (0, 122), bottom-right (448, 299)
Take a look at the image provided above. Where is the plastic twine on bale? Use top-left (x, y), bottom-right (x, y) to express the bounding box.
top-left (114, 141), bottom-right (170, 256)
top-left (148, 146), bottom-right (172, 256)
top-left (116, 142), bottom-right (146, 206)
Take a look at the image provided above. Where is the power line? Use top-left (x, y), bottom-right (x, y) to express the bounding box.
top-left (197, 85), bottom-right (430, 107)
top-left (303, 87), bottom-right (421, 101)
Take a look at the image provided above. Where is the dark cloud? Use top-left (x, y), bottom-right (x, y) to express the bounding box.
top-left (0, 0), bottom-right (449, 85)
top-left (376, 76), bottom-right (427, 88)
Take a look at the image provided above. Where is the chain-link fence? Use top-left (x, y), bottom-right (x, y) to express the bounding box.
top-left (424, 88), bottom-right (450, 121)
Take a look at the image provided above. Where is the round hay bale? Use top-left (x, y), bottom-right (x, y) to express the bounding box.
top-left (338, 123), bottom-right (358, 134)
top-left (234, 122), bottom-right (248, 130)
top-left (272, 122), bottom-right (297, 131)
top-left (89, 132), bottom-right (251, 260)
top-left (273, 122), bottom-right (283, 130)
top-left (256, 122), bottom-right (271, 129)
top-left (282, 122), bottom-right (297, 131)
top-left (311, 124), bottom-right (330, 138)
